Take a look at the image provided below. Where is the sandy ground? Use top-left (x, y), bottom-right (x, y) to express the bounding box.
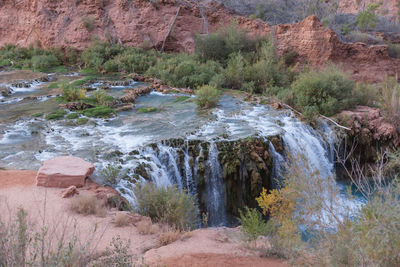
top-left (0, 170), bottom-right (288, 266)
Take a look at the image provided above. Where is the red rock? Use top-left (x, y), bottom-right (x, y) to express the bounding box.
top-left (0, 1), bottom-right (398, 83)
top-left (36, 156), bottom-right (95, 188)
top-left (337, 106), bottom-right (399, 147)
top-left (338, 0), bottom-right (399, 23)
top-left (61, 185), bottom-right (79, 198)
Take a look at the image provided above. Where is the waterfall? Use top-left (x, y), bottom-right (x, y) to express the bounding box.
top-left (183, 142), bottom-right (197, 196)
top-left (204, 142), bottom-right (227, 226)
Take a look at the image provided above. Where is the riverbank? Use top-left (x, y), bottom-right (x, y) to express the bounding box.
top-left (0, 169), bottom-right (288, 266)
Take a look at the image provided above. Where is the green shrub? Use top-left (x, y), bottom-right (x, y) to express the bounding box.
top-left (76, 118), bottom-right (89, 125)
top-left (147, 54), bottom-right (222, 88)
top-left (92, 89), bottom-right (112, 105)
top-left (82, 106), bottom-right (115, 118)
top-left (291, 65), bottom-right (356, 117)
top-left (31, 54), bottom-right (60, 71)
top-left (45, 110), bottom-right (67, 120)
top-left (195, 22), bottom-right (264, 63)
top-left (195, 85), bottom-right (221, 109)
top-left (61, 82), bottom-right (87, 102)
top-left (66, 113), bottom-right (79, 119)
top-left (81, 16), bottom-right (96, 32)
top-left (100, 165), bottom-right (126, 185)
top-left (174, 96), bottom-right (191, 102)
top-left (81, 41), bottom-right (123, 71)
top-left (356, 3), bottom-right (380, 30)
top-left (103, 59), bottom-right (119, 73)
top-left (134, 183), bottom-right (199, 230)
top-left (223, 52), bottom-right (246, 89)
top-left (238, 207), bottom-right (268, 241)
top-left (117, 47), bottom-right (158, 74)
top-left (32, 112), bottom-right (43, 118)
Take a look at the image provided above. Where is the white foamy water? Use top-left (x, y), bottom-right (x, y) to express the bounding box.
top-left (0, 91), bottom-right (363, 227)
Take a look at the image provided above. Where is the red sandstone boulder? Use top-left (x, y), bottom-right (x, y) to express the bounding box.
top-left (337, 106), bottom-right (399, 147)
top-left (61, 185), bottom-right (79, 198)
top-left (36, 156), bottom-right (95, 188)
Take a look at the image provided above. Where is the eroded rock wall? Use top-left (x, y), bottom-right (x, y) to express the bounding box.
top-left (1, 0), bottom-right (399, 82)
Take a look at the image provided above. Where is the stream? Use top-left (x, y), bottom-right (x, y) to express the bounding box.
top-left (0, 70), bottom-right (363, 226)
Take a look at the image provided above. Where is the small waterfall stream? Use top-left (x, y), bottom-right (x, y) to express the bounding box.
top-left (204, 142), bottom-right (227, 226)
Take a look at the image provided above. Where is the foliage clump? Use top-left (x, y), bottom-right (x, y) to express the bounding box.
top-left (82, 106), bottom-right (115, 118)
top-left (45, 109), bottom-right (67, 120)
top-left (238, 207), bottom-right (268, 241)
top-left (289, 64), bottom-right (356, 118)
top-left (195, 85), bottom-right (221, 109)
top-left (134, 183), bottom-right (199, 230)
top-left (61, 82), bottom-right (87, 102)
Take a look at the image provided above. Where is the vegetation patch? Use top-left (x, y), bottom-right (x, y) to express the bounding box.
top-left (174, 95), bottom-right (191, 102)
top-left (195, 85), bottom-right (221, 109)
top-left (45, 110), bottom-right (67, 120)
top-left (134, 183), bottom-right (199, 230)
top-left (82, 106), bottom-right (115, 118)
top-left (137, 107), bottom-right (158, 113)
top-left (69, 195), bottom-right (107, 217)
top-left (76, 117), bottom-right (89, 125)
top-left (32, 112), bottom-right (43, 118)
top-left (66, 112), bottom-right (79, 119)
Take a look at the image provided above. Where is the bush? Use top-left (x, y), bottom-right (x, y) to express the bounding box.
top-left (223, 52), bottom-right (246, 89)
top-left (103, 59), bottom-right (119, 72)
top-left (82, 106), bottom-right (115, 118)
top-left (76, 118), bottom-right (89, 125)
top-left (31, 54), bottom-right (60, 71)
top-left (147, 54), bottom-right (222, 88)
top-left (69, 195), bottom-right (107, 217)
top-left (136, 220), bottom-right (160, 235)
top-left (356, 3), bottom-right (380, 31)
top-left (117, 47), bottom-right (158, 74)
top-left (195, 21), bottom-right (264, 63)
top-left (113, 212), bottom-right (131, 227)
top-left (45, 109), bottom-right (67, 120)
top-left (81, 41), bottom-right (123, 72)
top-left (92, 89), bottom-right (113, 106)
top-left (61, 82), bottom-right (87, 102)
top-left (157, 229), bottom-right (181, 247)
top-left (100, 165), bottom-right (126, 185)
top-left (81, 16), bottom-right (96, 32)
top-left (380, 77), bottom-right (400, 131)
top-left (238, 207), bottom-right (268, 241)
top-left (134, 183), bottom-right (199, 230)
top-left (291, 65), bottom-right (356, 117)
top-left (195, 85), bottom-right (221, 109)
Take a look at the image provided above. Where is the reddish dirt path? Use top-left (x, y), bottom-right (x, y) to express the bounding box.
top-left (0, 170), bottom-right (36, 188)
top-left (0, 170), bottom-right (289, 267)
top-left (157, 253), bottom-right (288, 267)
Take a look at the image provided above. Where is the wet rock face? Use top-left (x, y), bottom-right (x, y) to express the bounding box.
top-left (119, 85), bottom-right (152, 103)
top-left (149, 137), bottom-right (278, 217)
top-left (337, 106), bottom-right (399, 164)
top-left (0, 86), bottom-right (12, 97)
top-left (216, 138), bottom-right (274, 216)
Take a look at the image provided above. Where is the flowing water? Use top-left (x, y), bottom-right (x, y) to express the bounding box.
top-left (0, 70), bottom-right (363, 226)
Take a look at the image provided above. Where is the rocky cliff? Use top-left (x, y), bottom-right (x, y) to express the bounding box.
top-left (338, 0), bottom-right (399, 23)
top-left (0, 0), bottom-right (399, 82)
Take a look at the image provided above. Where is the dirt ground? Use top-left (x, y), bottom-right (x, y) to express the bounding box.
top-left (0, 170), bottom-right (288, 266)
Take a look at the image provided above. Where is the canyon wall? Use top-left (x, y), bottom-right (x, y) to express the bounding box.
top-left (0, 0), bottom-right (399, 82)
